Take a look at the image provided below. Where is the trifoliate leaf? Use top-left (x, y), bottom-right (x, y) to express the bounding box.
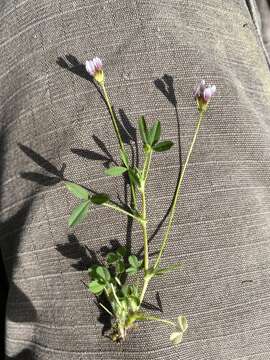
top-left (68, 200), bottom-right (90, 227)
top-left (91, 193), bottom-right (109, 204)
top-left (170, 331), bottom-right (183, 345)
top-left (153, 140), bottom-right (174, 152)
top-left (128, 255), bottom-right (142, 269)
top-left (96, 266), bottom-right (111, 282)
top-left (104, 166), bottom-right (127, 176)
top-left (106, 252), bottom-right (119, 264)
top-left (88, 280), bottom-right (106, 294)
top-left (65, 182), bottom-right (89, 200)
top-left (177, 315), bottom-right (188, 332)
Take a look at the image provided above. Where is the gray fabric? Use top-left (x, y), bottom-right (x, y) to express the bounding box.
top-left (1, 0), bottom-right (270, 359)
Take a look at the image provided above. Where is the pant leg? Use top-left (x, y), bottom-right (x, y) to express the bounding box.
top-left (1, 1), bottom-right (270, 359)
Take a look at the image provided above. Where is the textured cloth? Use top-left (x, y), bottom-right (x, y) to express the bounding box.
top-left (1, 0), bottom-right (270, 359)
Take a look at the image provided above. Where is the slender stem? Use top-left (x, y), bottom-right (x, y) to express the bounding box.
top-left (103, 202), bottom-right (140, 222)
top-left (99, 302), bottom-right (113, 316)
top-left (101, 83), bottom-right (125, 153)
top-left (139, 277), bottom-right (150, 305)
top-left (154, 110), bottom-right (205, 269)
top-left (140, 149), bottom-right (153, 271)
top-left (138, 149), bottom-right (153, 304)
top-left (141, 191), bottom-right (148, 271)
top-left (111, 284), bottom-right (121, 307)
top-left (115, 276), bottom-right (122, 286)
top-left (142, 315), bottom-right (175, 327)
top-left (142, 149), bottom-right (153, 182)
top-left (101, 82), bottom-right (137, 210)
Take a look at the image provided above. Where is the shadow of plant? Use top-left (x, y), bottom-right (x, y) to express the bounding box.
top-left (5, 348), bottom-right (35, 360)
top-left (0, 135), bottom-right (38, 357)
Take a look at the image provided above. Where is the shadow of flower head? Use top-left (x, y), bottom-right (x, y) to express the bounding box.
top-left (154, 74), bottom-right (177, 106)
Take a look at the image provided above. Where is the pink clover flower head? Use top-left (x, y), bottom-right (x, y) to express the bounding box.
top-left (193, 80), bottom-right (216, 112)
top-left (85, 57), bottom-right (104, 83)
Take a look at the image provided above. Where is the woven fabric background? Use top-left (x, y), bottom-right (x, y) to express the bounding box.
top-left (1, 0), bottom-right (270, 359)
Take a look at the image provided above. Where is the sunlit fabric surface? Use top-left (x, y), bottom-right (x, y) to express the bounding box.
top-left (0, 0), bottom-right (270, 359)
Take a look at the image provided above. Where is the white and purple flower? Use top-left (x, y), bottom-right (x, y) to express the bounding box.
top-left (85, 57), bottom-right (104, 83)
top-left (193, 80), bottom-right (216, 111)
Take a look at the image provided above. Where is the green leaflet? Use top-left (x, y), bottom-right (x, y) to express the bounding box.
top-left (170, 331), bottom-right (183, 345)
top-left (96, 266), bottom-right (111, 283)
top-left (65, 182), bottom-right (89, 200)
top-left (154, 261), bottom-right (182, 276)
top-left (120, 148), bottom-right (129, 167)
top-left (148, 120), bottom-right (161, 146)
top-left (105, 166), bottom-right (127, 176)
top-left (152, 140), bottom-right (174, 152)
top-left (128, 255), bottom-right (142, 269)
top-left (128, 168), bottom-right (141, 187)
top-left (126, 255), bottom-right (143, 275)
top-left (68, 200), bottom-right (90, 227)
top-left (91, 193), bottom-right (110, 204)
top-left (88, 280), bottom-right (106, 295)
top-left (138, 115), bottom-right (148, 145)
top-left (106, 252), bottom-right (119, 264)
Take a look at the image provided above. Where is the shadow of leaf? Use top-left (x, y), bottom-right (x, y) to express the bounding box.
top-left (71, 148), bottom-right (111, 162)
top-left (19, 172), bottom-right (61, 186)
top-left (56, 234), bottom-right (100, 271)
top-left (92, 135), bottom-right (115, 161)
top-left (18, 143), bottom-right (64, 177)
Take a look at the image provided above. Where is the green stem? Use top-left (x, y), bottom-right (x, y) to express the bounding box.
top-left (142, 149), bottom-right (153, 182)
top-left (154, 110), bottom-right (206, 269)
top-left (101, 83), bottom-right (125, 153)
top-left (101, 82), bottom-right (137, 210)
top-left (103, 202), bottom-right (141, 222)
top-left (139, 277), bottom-right (150, 305)
top-left (142, 315), bottom-right (175, 327)
top-left (141, 149), bottom-right (153, 271)
top-left (138, 149), bottom-right (153, 304)
top-left (141, 191), bottom-right (148, 271)
top-left (111, 283), bottom-right (121, 307)
top-left (99, 302), bottom-right (113, 316)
